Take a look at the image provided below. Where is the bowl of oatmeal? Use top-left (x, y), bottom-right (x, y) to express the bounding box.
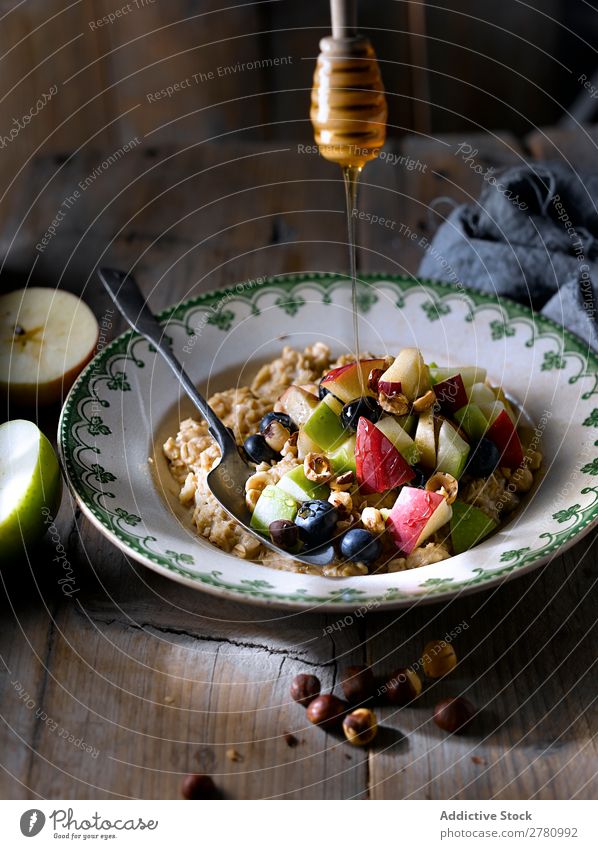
top-left (58, 274), bottom-right (598, 610)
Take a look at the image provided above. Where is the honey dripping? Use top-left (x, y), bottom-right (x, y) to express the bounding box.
top-left (310, 34), bottom-right (387, 387)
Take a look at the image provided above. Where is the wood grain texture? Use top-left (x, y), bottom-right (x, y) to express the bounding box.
top-left (0, 132), bottom-right (596, 799)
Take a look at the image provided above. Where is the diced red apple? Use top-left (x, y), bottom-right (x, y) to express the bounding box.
top-left (430, 365), bottom-right (487, 390)
top-left (378, 348), bottom-right (428, 401)
top-left (355, 417), bottom-right (415, 494)
top-left (486, 409), bottom-right (524, 467)
top-left (320, 358), bottom-right (386, 403)
top-left (414, 409), bottom-right (436, 468)
top-left (434, 373), bottom-right (468, 413)
top-left (276, 385), bottom-right (319, 427)
top-left (387, 487), bottom-right (453, 554)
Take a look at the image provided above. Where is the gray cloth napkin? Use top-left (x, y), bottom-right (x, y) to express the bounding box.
top-left (418, 162), bottom-right (598, 349)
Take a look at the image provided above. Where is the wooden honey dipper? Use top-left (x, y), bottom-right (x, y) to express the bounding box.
top-left (310, 0), bottom-right (388, 169)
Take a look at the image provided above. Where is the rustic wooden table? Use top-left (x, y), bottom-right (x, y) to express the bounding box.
top-left (1, 128), bottom-right (597, 800)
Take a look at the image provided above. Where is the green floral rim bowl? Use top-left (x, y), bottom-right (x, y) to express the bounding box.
top-left (58, 274), bottom-right (598, 611)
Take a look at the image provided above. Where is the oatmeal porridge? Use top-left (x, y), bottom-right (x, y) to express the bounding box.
top-left (163, 344), bottom-right (541, 576)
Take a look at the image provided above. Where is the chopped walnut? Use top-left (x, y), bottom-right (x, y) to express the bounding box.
top-left (361, 506), bottom-right (386, 535)
top-left (378, 391), bottom-right (409, 416)
top-left (413, 389), bottom-right (437, 413)
top-left (329, 490), bottom-right (352, 516)
top-left (304, 452), bottom-right (333, 484)
top-left (330, 471), bottom-right (355, 492)
top-left (426, 472), bottom-right (458, 504)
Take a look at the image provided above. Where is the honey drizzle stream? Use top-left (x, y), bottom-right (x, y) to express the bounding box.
top-left (343, 164), bottom-right (363, 386)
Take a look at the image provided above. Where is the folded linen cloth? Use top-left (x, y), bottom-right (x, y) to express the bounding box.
top-left (418, 162), bottom-right (598, 349)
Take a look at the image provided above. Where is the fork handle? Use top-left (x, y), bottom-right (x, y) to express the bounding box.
top-left (98, 268), bottom-right (238, 458)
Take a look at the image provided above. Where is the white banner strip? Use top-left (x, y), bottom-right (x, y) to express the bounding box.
top-left (1, 799), bottom-right (595, 847)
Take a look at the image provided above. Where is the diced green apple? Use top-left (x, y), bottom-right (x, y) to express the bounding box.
top-left (277, 385), bottom-right (319, 427)
top-left (379, 348), bottom-right (429, 400)
top-left (375, 416), bottom-right (421, 465)
top-left (397, 413), bottom-right (416, 435)
top-left (319, 358), bottom-right (386, 403)
top-left (302, 394), bottom-right (346, 451)
top-left (468, 382), bottom-right (496, 407)
top-left (436, 420), bottom-right (470, 478)
top-left (414, 409), bottom-right (437, 468)
top-left (454, 403), bottom-right (489, 441)
top-left (277, 465), bottom-right (329, 502)
top-left (328, 435), bottom-right (357, 474)
top-left (387, 487), bottom-right (453, 554)
top-left (250, 485), bottom-right (298, 534)
top-left (450, 500), bottom-right (498, 554)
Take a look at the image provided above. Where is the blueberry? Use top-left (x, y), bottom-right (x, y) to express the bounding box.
top-left (340, 528), bottom-right (382, 565)
top-left (466, 438), bottom-right (501, 477)
top-left (340, 397), bottom-right (382, 431)
top-left (318, 381), bottom-right (330, 400)
top-left (243, 433), bottom-right (279, 464)
top-left (411, 466), bottom-right (429, 488)
top-left (259, 411), bottom-right (297, 434)
top-left (295, 499), bottom-right (338, 548)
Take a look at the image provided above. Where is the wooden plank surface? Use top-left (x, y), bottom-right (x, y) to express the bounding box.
top-left (0, 133), bottom-right (596, 799)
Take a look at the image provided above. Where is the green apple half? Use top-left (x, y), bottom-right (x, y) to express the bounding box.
top-left (0, 420), bottom-right (62, 562)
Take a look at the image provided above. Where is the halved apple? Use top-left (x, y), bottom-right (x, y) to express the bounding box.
top-left (375, 416), bottom-right (420, 465)
top-left (319, 358), bottom-right (386, 403)
top-left (434, 373), bottom-right (468, 413)
top-left (485, 409), bottom-right (524, 467)
top-left (378, 348), bottom-right (428, 400)
top-left (436, 420), bottom-right (470, 478)
top-left (355, 417), bottom-right (415, 494)
top-left (0, 419), bottom-right (62, 561)
top-left (277, 385), bottom-right (319, 427)
top-left (414, 409), bottom-right (437, 468)
top-left (0, 287), bottom-right (99, 406)
top-left (387, 486), bottom-right (452, 554)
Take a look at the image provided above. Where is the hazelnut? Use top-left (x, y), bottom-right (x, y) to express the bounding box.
top-left (330, 471), bottom-right (355, 492)
top-left (245, 488), bottom-right (261, 511)
top-left (385, 667), bottom-right (422, 706)
top-left (290, 673), bottom-right (321, 706)
top-left (263, 419), bottom-right (291, 453)
top-left (328, 490), bottom-right (352, 516)
top-left (342, 708), bottom-right (378, 746)
top-left (367, 367), bottom-right (384, 393)
top-left (304, 452), bottom-right (333, 484)
top-left (181, 773), bottom-right (219, 799)
top-left (378, 390), bottom-right (410, 416)
top-left (422, 639), bottom-right (457, 678)
top-left (306, 694), bottom-right (346, 731)
top-left (425, 472), bottom-right (458, 504)
top-left (361, 506), bottom-right (386, 535)
top-left (433, 696), bottom-right (476, 734)
top-left (341, 665), bottom-right (376, 704)
top-left (269, 519), bottom-right (298, 550)
top-left (413, 389), bottom-right (437, 413)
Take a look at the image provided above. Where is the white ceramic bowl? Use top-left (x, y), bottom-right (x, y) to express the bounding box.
top-left (58, 274), bottom-right (598, 610)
